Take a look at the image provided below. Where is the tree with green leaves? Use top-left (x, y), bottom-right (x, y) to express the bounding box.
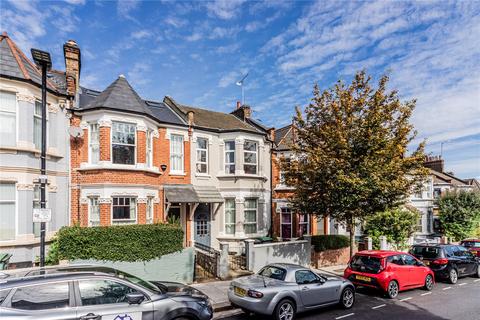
top-left (364, 207), bottom-right (420, 250)
top-left (282, 71), bottom-right (428, 257)
top-left (438, 190), bottom-right (480, 241)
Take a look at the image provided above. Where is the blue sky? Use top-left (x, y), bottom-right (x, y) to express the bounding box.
top-left (1, 0), bottom-right (479, 178)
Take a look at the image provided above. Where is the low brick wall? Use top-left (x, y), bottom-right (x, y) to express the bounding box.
top-left (311, 246), bottom-right (356, 268)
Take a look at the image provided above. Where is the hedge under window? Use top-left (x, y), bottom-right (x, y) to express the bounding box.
top-left (112, 197), bottom-right (136, 224)
top-left (112, 122), bottom-right (136, 165)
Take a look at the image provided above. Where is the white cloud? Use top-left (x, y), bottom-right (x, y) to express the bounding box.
top-left (206, 0), bottom-right (245, 20)
top-left (127, 62), bottom-right (151, 86)
top-left (64, 0), bottom-right (86, 5)
top-left (185, 32), bottom-right (202, 42)
top-left (164, 16), bottom-right (188, 28)
top-left (131, 29), bottom-right (152, 40)
top-left (117, 0), bottom-right (140, 22)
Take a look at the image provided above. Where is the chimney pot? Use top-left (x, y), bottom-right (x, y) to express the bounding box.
top-left (236, 101), bottom-right (241, 109)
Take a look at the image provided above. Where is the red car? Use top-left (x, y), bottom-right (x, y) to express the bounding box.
top-left (344, 250), bottom-right (435, 298)
top-left (460, 239), bottom-right (480, 257)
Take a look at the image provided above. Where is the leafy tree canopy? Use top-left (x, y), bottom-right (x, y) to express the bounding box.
top-left (438, 190), bottom-right (480, 241)
top-left (364, 207), bottom-right (419, 250)
top-left (282, 71), bottom-right (428, 255)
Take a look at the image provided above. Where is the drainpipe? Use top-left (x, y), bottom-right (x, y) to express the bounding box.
top-left (269, 141), bottom-right (274, 238)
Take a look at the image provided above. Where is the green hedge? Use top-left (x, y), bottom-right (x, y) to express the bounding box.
top-left (311, 235), bottom-right (350, 252)
top-left (57, 224), bottom-right (183, 262)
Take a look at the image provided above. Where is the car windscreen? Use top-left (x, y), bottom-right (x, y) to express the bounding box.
top-left (258, 266), bottom-right (287, 281)
top-left (350, 255), bottom-right (382, 273)
top-left (410, 246), bottom-right (441, 259)
top-left (461, 241), bottom-right (480, 248)
top-left (116, 270), bottom-right (164, 294)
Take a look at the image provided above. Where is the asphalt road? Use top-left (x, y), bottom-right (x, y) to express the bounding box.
top-left (214, 276), bottom-right (480, 320)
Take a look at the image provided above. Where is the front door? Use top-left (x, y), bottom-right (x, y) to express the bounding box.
top-left (194, 204), bottom-right (211, 248)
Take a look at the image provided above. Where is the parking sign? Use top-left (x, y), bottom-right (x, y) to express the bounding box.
top-left (33, 208), bottom-right (51, 222)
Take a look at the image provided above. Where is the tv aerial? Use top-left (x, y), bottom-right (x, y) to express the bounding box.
top-left (236, 72), bottom-right (249, 105)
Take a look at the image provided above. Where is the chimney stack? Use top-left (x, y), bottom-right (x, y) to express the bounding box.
top-left (187, 111), bottom-right (195, 126)
top-left (63, 40), bottom-right (81, 97)
top-left (424, 155), bottom-right (444, 173)
top-left (236, 101), bottom-right (241, 109)
top-left (231, 102), bottom-right (252, 121)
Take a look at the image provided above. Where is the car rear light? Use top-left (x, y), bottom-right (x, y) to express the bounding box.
top-left (432, 258), bottom-right (449, 265)
top-left (247, 290), bottom-right (264, 299)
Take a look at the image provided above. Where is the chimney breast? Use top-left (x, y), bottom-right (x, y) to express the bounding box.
top-left (63, 40), bottom-right (81, 97)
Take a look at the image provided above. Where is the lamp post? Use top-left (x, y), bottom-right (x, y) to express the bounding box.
top-left (31, 48), bottom-right (52, 268)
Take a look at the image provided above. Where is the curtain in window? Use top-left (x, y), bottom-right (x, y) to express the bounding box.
top-left (225, 199), bottom-right (236, 234)
top-left (244, 198), bottom-right (257, 234)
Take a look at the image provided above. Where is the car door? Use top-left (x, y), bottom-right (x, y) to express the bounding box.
top-left (402, 254), bottom-right (425, 286)
top-left (456, 246), bottom-right (476, 275)
top-left (74, 278), bottom-right (154, 320)
top-left (387, 255), bottom-right (412, 288)
top-left (451, 246), bottom-right (471, 276)
top-left (295, 270), bottom-right (336, 307)
top-left (2, 281), bottom-right (77, 320)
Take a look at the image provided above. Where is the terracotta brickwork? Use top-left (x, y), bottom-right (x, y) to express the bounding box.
top-left (69, 115), bottom-right (190, 228)
top-left (99, 126), bottom-right (110, 161)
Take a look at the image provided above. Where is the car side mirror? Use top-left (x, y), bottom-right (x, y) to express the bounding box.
top-left (126, 292), bottom-right (145, 304)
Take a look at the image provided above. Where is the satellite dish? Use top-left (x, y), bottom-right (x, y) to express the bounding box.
top-left (69, 126), bottom-right (84, 138)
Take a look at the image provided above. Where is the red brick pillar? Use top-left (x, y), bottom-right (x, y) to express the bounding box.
top-left (100, 201), bottom-right (111, 226)
top-left (99, 125), bottom-right (111, 161)
top-left (80, 202), bottom-right (89, 227)
top-left (185, 205), bottom-right (192, 247)
top-left (137, 130), bottom-right (146, 164)
top-left (138, 200), bottom-right (146, 224)
top-left (70, 188), bottom-right (81, 225)
top-left (311, 215), bottom-right (318, 235)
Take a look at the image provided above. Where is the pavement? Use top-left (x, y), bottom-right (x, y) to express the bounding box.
top-left (213, 276), bottom-right (480, 320)
top-left (191, 264), bottom-right (346, 312)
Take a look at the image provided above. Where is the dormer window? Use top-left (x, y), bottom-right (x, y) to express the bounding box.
top-left (112, 121), bottom-right (136, 165)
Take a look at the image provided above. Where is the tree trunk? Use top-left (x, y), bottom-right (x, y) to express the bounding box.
top-left (349, 218), bottom-right (355, 258)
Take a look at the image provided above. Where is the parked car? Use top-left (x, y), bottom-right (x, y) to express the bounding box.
top-left (344, 250), bottom-right (434, 299)
top-left (460, 239), bottom-right (480, 258)
top-left (0, 265), bottom-right (213, 320)
top-left (228, 263), bottom-right (355, 320)
top-left (409, 244), bottom-right (480, 284)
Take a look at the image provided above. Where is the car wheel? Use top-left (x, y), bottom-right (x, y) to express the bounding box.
top-left (475, 265), bottom-right (480, 278)
top-left (340, 287), bottom-right (355, 309)
top-left (386, 280), bottom-right (399, 299)
top-left (273, 299), bottom-right (296, 320)
top-left (424, 274), bottom-right (434, 291)
top-left (448, 268), bottom-right (458, 284)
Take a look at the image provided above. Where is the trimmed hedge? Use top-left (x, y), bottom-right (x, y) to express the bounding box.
top-left (311, 235), bottom-right (350, 252)
top-left (57, 224), bottom-right (183, 262)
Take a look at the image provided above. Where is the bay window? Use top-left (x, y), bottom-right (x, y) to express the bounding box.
top-left (244, 140), bottom-right (257, 174)
top-left (112, 197), bottom-right (137, 224)
top-left (244, 198), bottom-right (257, 234)
top-left (89, 123), bottom-right (99, 164)
top-left (112, 122), bottom-right (136, 165)
top-left (224, 199), bottom-right (236, 235)
top-left (170, 134), bottom-right (184, 173)
top-left (224, 140), bottom-right (235, 174)
top-left (88, 197), bottom-right (100, 226)
top-left (196, 137), bottom-right (208, 174)
top-left (0, 183), bottom-right (16, 241)
top-left (0, 90), bottom-right (16, 147)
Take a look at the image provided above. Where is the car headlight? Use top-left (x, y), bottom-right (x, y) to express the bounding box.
top-left (196, 298), bottom-right (212, 309)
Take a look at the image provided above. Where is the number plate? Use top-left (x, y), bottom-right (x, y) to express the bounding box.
top-left (356, 275), bottom-right (371, 282)
top-left (424, 261), bottom-right (430, 266)
top-left (234, 286), bottom-right (246, 297)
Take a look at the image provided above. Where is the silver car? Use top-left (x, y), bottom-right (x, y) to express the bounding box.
top-left (0, 265), bottom-right (213, 320)
top-left (228, 263), bottom-right (355, 320)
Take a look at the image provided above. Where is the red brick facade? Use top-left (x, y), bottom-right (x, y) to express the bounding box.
top-left (69, 114), bottom-right (192, 242)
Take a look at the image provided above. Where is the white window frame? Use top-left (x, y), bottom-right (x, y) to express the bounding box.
top-left (88, 122), bottom-right (100, 164)
top-left (224, 198), bottom-right (236, 235)
top-left (111, 121), bottom-right (136, 165)
top-left (146, 130), bottom-right (153, 168)
top-left (111, 197), bottom-right (137, 225)
top-left (243, 140), bottom-right (258, 175)
top-left (244, 198), bottom-right (258, 234)
top-left (170, 134), bottom-right (184, 174)
top-left (88, 197), bottom-right (100, 226)
top-left (280, 207), bottom-right (292, 239)
top-left (0, 182), bottom-right (16, 241)
top-left (0, 90), bottom-right (18, 147)
top-left (196, 137), bottom-right (208, 174)
top-left (224, 140), bottom-right (235, 174)
top-left (146, 197), bottom-right (154, 224)
top-left (298, 212), bottom-right (310, 236)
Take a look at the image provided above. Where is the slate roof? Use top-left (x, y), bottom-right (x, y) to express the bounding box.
top-left (163, 96), bottom-right (264, 134)
top-left (429, 169), bottom-right (470, 187)
top-left (274, 124), bottom-right (294, 150)
top-left (78, 76), bottom-right (185, 126)
top-left (465, 178), bottom-right (480, 191)
top-left (0, 32), bottom-right (64, 95)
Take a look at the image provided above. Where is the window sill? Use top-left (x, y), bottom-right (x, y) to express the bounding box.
top-left (169, 171), bottom-right (187, 176)
top-left (217, 174), bottom-right (267, 180)
top-left (275, 185), bottom-right (295, 191)
top-left (78, 163), bottom-right (161, 174)
top-left (195, 173), bottom-right (211, 178)
top-left (0, 145), bottom-right (63, 159)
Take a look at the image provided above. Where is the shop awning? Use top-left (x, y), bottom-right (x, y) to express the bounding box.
top-left (164, 185), bottom-right (223, 203)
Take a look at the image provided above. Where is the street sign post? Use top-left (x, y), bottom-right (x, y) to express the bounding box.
top-left (33, 208), bottom-right (52, 223)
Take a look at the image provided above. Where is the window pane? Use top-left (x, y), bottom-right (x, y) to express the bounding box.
top-left (0, 91), bottom-right (16, 112)
top-left (112, 145), bottom-right (135, 164)
top-left (244, 199), bottom-right (257, 209)
top-left (11, 282), bottom-right (69, 310)
top-left (197, 138), bottom-right (207, 149)
top-left (281, 213), bottom-right (292, 223)
top-left (244, 164), bottom-right (257, 174)
top-left (225, 141), bottom-right (235, 150)
top-left (197, 150), bottom-right (207, 162)
top-left (245, 210), bottom-right (256, 222)
top-left (112, 122), bottom-right (135, 144)
top-left (33, 116), bottom-right (41, 149)
top-left (225, 152), bottom-right (234, 163)
top-left (79, 280), bottom-right (138, 306)
top-left (0, 203), bottom-right (15, 240)
top-left (0, 183), bottom-right (15, 200)
top-left (0, 113), bottom-right (16, 146)
top-left (244, 141), bottom-right (257, 151)
top-left (244, 224), bottom-right (257, 234)
top-left (244, 152), bottom-right (256, 164)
